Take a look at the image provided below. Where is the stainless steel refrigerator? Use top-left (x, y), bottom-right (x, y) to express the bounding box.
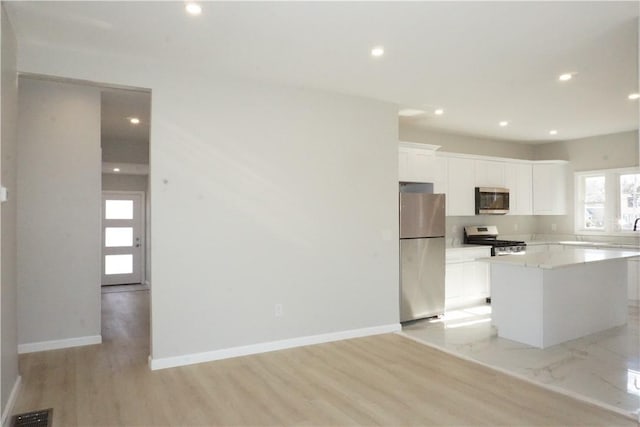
top-left (399, 192), bottom-right (446, 322)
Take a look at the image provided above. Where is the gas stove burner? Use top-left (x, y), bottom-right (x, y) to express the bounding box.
top-left (463, 225), bottom-right (527, 256)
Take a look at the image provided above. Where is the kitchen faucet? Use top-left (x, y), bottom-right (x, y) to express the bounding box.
top-left (634, 218), bottom-right (640, 231)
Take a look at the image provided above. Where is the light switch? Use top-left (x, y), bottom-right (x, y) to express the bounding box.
top-left (0, 186), bottom-right (7, 203)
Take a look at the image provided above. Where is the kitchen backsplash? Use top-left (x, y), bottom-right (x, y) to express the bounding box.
top-left (445, 215), bottom-right (640, 247)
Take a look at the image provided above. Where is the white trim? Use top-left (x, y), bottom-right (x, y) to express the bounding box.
top-left (399, 141), bottom-right (441, 151)
top-left (398, 332), bottom-right (636, 420)
top-left (1, 376), bottom-right (21, 427)
top-left (18, 335), bottom-right (102, 354)
top-left (436, 151), bottom-right (568, 165)
top-left (149, 323), bottom-right (401, 370)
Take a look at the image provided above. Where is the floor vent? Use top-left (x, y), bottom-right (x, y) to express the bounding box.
top-left (11, 408), bottom-right (53, 427)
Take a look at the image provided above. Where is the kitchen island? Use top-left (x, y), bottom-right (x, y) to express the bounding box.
top-left (484, 248), bottom-right (640, 348)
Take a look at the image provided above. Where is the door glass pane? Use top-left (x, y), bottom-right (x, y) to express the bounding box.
top-left (105, 200), bottom-right (133, 219)
top-left (105, 227), bottom-right (133, 247)
top-left (105, 254), bottom-right (133, 275)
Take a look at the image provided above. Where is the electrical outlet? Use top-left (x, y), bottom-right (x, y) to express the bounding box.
top-left (551, 223), bottom-right (557, 231)
top-left (513, 223), bottom-right (519, 231)
top-left (275, 304), bottom-right (283, 317)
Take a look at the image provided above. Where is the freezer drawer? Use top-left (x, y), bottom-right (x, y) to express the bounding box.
top-left (400, 237), bottom-right (445, 322)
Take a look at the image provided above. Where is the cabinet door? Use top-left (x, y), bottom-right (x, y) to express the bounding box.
top-left (628, 258), bottom-right (640, 302)
top-left (475, 160), bottom-right (506, 188)
top-left (432, 156), bottom-right (448, 197)
top-left (505, 163), bottom-right (532, 215)
top-left (399, 147), bottom-right (437, 183)
top-left (533, 163), bottom-right (567, 215)
top-left (398, 148), bottom-right (410, 181)
top-left (463, 261), bottom-right (489, 300)
top-left (447, 157), bottom-right (475, 216)
top-left (409, 150), bottom-right (435, 182)
top-left (445, 263), bottom-right (466, 309)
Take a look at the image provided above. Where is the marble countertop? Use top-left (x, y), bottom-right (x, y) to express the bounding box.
top-left (483, 247), bottom-right (640, 269)
top-left (526, 240), bottom-right (640, 250)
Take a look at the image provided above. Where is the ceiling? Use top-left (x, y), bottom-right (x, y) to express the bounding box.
top-left (5, 1), bottom-right (640, 143)
top-left (101, 88), bottom-right (150, 144)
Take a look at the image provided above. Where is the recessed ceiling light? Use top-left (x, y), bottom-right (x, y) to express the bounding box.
top-left (185, 2), bottom-right (202, 16)
top-left (558, 73), bottom-right (573, 82)
top-left (113, 168), bottom-right (120, 172)
top-left (370, 46), bottom-right (384, 57)
top-left (549, 130), bottom-right (558, 135)
top-left (398, 108), bottom-right (425, 117)
top-left (434, 109), bottom-right (444, 116)
top-left (129, 117), bottom-right (140, 125)
top-left (499, 121), bottom-right (509, 127)
top-left (628, 93), bottom-right (640, 100)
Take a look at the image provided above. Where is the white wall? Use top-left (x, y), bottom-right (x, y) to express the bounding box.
top-left (17, 39), bottom-right (399, 362)
top-left (0, 3), bottom-right (18, 419)
top-left (17, 77), bottom-right (101, 347)
top-left (102, 139), bottom-right (149, 165)
top-left (400, 122), bottom-right (535, 159)
top-left (533, 130), bottom-right (639, 235)
top-left (102, 173), bottom-right (148, 192)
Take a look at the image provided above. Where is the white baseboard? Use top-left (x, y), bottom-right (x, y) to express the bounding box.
top-left (18, 335), bottom-right (102, 354)
top-left (149, 323), bottom-right (401, 370)
top-left (1, 375), bottom-right (21, 427)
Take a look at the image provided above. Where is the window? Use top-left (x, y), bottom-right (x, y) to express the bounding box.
top-left (619, 173), bottom-right (640, 231)
top-left (583, 176), bottom-right (605, 230)
top-left (575, 168), bottom-right (640, 234)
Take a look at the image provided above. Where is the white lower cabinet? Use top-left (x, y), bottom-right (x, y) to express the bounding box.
top-left (445, 247), bottom-right (491, 310)
top-left (629, 257), bottom-right (640, 304)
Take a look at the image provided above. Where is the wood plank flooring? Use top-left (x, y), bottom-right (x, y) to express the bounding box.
top-left (13, 290), bottom-right (636, 426)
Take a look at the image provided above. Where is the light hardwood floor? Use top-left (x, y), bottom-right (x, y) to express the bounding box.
top-left (14, 290), bottom-right (636, 426)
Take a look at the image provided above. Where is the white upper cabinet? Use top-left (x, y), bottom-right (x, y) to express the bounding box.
top-left (398, 142), bottom-right (441, 183)
top-left (447, 157), bottom-right (476, 216)
top-left (475, 160), bottom-right (506, 188)
top-left (431, 156), bottom-right (448, 195)
top-left (398, 144), bottom-right (567, 217)
top-left (504, 162), bottom-right (533, 215)
top-left (532, 162), bottom-right (568, 215)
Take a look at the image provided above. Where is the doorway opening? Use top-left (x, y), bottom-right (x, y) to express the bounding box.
top-left (100, 88), bottom-right (151, 290)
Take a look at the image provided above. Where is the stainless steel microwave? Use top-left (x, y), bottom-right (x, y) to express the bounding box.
top-left (475, 187), bottom-right (509, 215)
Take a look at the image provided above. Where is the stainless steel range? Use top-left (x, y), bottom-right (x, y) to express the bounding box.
top-left (463, 225), bottom-right (526, 256)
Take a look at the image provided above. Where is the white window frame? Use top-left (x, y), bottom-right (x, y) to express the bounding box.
top-left (575, 167), bottom-right (640, 236)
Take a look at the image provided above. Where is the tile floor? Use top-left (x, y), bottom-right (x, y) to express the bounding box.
top-left (401, 303), bottom-right (640, 418)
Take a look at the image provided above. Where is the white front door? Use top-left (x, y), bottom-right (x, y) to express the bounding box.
top-left (102, 192), bottom-right (144, 286)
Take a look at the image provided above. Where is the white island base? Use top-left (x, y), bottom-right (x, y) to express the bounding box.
top-left (489, 249), bottom-right (635, 349)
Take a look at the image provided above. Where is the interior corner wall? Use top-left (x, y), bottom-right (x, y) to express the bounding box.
top-left (533, 130), bottom-right (639, 235)
top-left (16, 77), bottom-right (101, 347)
top-left (0, 2), bottom-right (19, 417)
top-left (16, 44), bottom-right (400, 362)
